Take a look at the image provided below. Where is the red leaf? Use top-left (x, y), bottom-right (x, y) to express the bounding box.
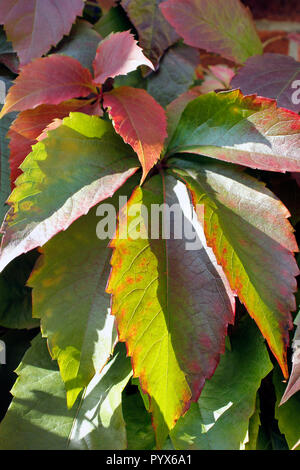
top-left (0, 56), bottom-right (96, 118)
top-left (0, 0), bottom-right (84, 66)
top-left (8, 99), bottom-right (97, 186)
top-left (103, 86), bottom-right (167, 183)
top-left (93, 31), bottom-right (154, 85)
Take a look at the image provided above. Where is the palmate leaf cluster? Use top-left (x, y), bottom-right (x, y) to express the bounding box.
top-left (0, 0), bottom-right (299, 450)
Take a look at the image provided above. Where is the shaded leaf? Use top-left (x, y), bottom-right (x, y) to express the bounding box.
top-left (103, 86), bottom-right (167, 183)
top-left (274, 366), bottom-right (300, 451)
top-left (54, 20), bottom-right (102, 72)
top-left (231, 53), bottom-right (300, 113)
top-left (0, 55), bottom-right (96, 118)
top-left (160, 0), bottom-right (262, 64)
top-left (280, 313), bottom-right (300, 404)
top-left (0, 251), bottom-right (39, 329)
top-left (170, 317), bottom-right (272, 449)
top-left (147, 43), bottom-right (199, 107)
top-left (94, 5), bottom-right (132, 37)
top-left (114, 69), bottom-right (146, 90)
top-left (0, 77), bottom-right (16, 222)
top-left (0, 336), bottom-right (132, 450)
top-left (68, 343), bottom-right (133, 450)
top-left (167, 90), bottom-right (300, 174)
top-left (0, 0), bottom-right (84, 66)
top-left (0, 25), bottom-right (19, 73)
top-left (121, 0), bottom-right (179, 71)
top-left (107, 173), bottom-right (235, 446)
top-left (96, 0), bottom-right (117, 12)
top-left (0, 329), bottom-right (38, 421)
top-left (122, 387), bottom-right (156, 450)
top-left (245, 396), bottom-right (261, 450)
top-left (170, 157), bottom-right (299, 377)
top-left (93, 31), bottom-right (154, 85)
top-left (28, 179), bottom-right (137, 408)
top-left (0, 113), bottom-right (138, 272)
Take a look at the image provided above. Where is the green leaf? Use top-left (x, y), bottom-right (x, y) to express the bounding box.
top-left (0, 251), bottom-right (39, 329)
top-left (274, 367), bottom-right (300, 450)
top-left (170, 317), bottom-right (273, 450)
top-left (167, 90), bottom-right (300, 173)
top-left (28, 180), bottom-right (137, 408)
top-left (107, 173), bottom-right (234, 447)
top-left (55, 20), bottom-right (102, 72)
top-left (160, 0), bottom-right (262, 64)
top-left (0, 336), bottom-right (132, 450)
top-left (0, 112), bottom-right (138, 272)
top-left (170, 157), bottom-right (298, 378)
top-left (165, 86), bottom-right (202, 147)
top-left (147, 43), bottom-right (199, 107)
top-left (245, 396), bottom-right (261, 450)
top-left (122, 387), bottom-right (156, 450)
top-left (94, 5), bottom-right (132, 37)
top-left (68, 343), bottom-right (133, 450)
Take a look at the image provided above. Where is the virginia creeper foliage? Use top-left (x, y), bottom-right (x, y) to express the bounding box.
top-left (0, 0), bottom-right (299, 451)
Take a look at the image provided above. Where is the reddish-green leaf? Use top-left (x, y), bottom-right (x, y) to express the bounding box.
top-left (160, 0), bottom-right (262, 64)
top-left (0, 55), bottom-right (96, 118)
top-left (0, 0), bottom-right (84, 66)
top-left (168, 90), bottom-right (300, 173)
top-left (103, 86), bottom-right (167, 183)
top-left (171, 157), bottom-right (299, 377)
top-left (231, 53), bottom-right (300, 113)
top-left (93, 31), bottom-right (154, 85)
top-left (107, 173), bottom-right (235, 446)
top-left (121, 0), bottom-right (179, 71)
top-left (0, 113), bottom-right (138, 272)
top-left (8, 99), bottom-right (98, 187)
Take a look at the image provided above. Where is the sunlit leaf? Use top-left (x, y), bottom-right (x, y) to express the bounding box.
top-left (171, 156), bottom-right (299, 377)
top-left (0, 113), bottom-right (138, 272)
top-left (107, 173), bottom-right (235, 446)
